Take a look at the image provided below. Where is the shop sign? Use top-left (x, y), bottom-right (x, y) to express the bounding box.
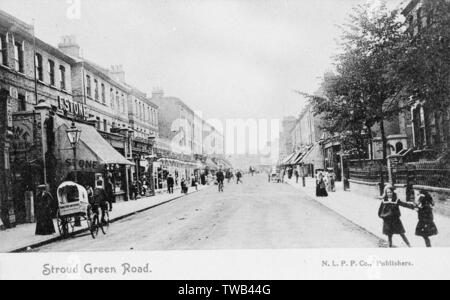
top-left (58, 96), bottom-right (86, 118)
top-left (65, 158), bottom-right (99, 171)
top-left (7, 97), bottom-right (12, 128)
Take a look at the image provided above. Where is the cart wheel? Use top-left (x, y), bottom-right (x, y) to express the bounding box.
top-left (100, 210), bottom-right (110, 235)
top-left (56, 210), bottom-right (69, 237)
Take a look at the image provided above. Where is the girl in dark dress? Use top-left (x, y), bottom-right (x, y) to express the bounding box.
top-left (378, 185), bottom-right (411, 248)
top-left (316, 173), bottom-right (328, 197)
top-left (414, 191), bottom-right (438, 248)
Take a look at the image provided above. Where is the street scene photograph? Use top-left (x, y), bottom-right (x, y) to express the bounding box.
top-left (1, 0), bottom-right (450, 260)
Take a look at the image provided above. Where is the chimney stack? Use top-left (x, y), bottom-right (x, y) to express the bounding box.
top-left (152, 87), bottom-right (164, 99)
top-left (110, 65), bottom-right (125, 83)
top-left (58, 35), bottom-right (81, 58)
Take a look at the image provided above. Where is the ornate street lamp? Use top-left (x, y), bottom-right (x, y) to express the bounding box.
top-left (66, 122), bottom-right (81, 183)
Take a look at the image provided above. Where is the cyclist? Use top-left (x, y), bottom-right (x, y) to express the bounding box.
top-left (92, 185), bottom-right (109, 225)
top-left (216, 169), bottom-right (225, 192)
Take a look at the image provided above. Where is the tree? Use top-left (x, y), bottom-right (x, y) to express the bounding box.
top-left (400, 0), bottom-right (450, 112)
top-left (300, 2), bottom-right (407, 165)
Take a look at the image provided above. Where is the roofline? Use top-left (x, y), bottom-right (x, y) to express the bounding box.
top-left (402, 0), bottom-right (420, 16)
top-left (0, 10), bottom-right (77, 64)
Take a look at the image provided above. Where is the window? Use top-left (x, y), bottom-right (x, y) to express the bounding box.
top-left (103, 119), bottom-right (108, 132)
top-left (86, 75), bottom-right (91, 96)
top-left (110, 88), bottom-right (115, 108)
top-left (48, 60), bottom-right (55, 86)
top-left (96, 117), bottom-right (101, 130)
top-left (417, 8), bottom-right (423, 31)
top-left (116, 91), bottom-right (120, 111)
top-left (60, 65), bottom-right (66, 90)
top-left (94, 79), bottom-right (99, 100)
top-left (0, 34), bottom-right (7, 66)
top-left (18, 94), bottom-right (26, 111)
top-left (35, 53), bottom-right (43, 81)
top-left (101, 83), bottom-right (106, 103)
top-left (14, 42), bottom-right (24, 73)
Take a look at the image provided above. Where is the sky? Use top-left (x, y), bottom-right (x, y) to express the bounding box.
top-left (0, 0), bottom-right (405, 120)
top-left (0, 0), bottom-right (405, 159)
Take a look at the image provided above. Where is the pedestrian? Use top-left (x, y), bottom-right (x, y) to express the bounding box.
top-left (330, 171), bottom-right (336, 192)
top-left (200, 172), bottom-right (206, 185)
top-left (167, 174), bottom-right (175, 194)
top-left (35, 185), bottom-right (56, 236)
top-left (105, 179), bottom-right (114, 211)
top-left (295, 169), bottom-right (300, 184)
top-left (378, 185), bottom-right (411, 248)
top-left (280, 169), bottom-right (285, 183)
top-left (181, 179), bottom-right (188, 194)
top-left (191, 175), bottom-right (198, 191)
top-left (316, 173), bottom-right (328, 197)
top-left (414, 190), bottom-right (438, 248)
top-left (236, 171), bottom-right (243, 184)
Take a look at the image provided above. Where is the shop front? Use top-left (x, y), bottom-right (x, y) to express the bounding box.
top-left (52, 116), bottom-right (134, 204)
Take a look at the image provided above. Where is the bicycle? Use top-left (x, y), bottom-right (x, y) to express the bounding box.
top-left (88, 202), bottom-right (110, 239)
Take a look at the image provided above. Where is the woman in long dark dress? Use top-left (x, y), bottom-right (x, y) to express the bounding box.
top-left (414, 191), bottom-right (438, 247)
top-left (35, 185), bottom-right (56, 236)
top-left (316, 173), bottom-right (328, 197)
top-left (378, 185), bottom-right (411, 248)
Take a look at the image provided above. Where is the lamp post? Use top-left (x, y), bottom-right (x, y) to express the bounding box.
top-left (66, 122), bottom-right (82, 183)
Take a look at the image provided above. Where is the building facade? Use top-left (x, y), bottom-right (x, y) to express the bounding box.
top-left (278, 116), bottom-right (296, 161)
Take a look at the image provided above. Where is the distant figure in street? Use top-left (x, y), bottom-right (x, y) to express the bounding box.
top-left (294, 169), bottom-right (300, 184)
top-left (181, 179), bottom-right (188, 194)
top-left (191, 175), bottom-right (198, 191)
top-left (216, 169), bottom-right (225, 192)
top-left (35, 185), bottom-right (55, 236)
top-left (167, 174), bottom-right (175, 194)
top-left (200, 173), bottom-right (206, 185)
top-left (330, 172), bottom-right (336, 192)
top-left (105, 179), bottom-right (114, 211)
top-left (316, 173), bottom-right (328, 197)
top-left (414, 191), bottom-right (438, 248)
top-left (236, 171), bottom-right (243, 184)
top-left (378, 185), bottom-right (411, 248)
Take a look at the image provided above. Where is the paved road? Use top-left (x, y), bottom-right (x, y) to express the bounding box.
top-left (35, 175), bottom-right (384, 252)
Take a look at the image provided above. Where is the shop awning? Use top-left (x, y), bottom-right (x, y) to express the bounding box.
top-left (283, 152), bottom-right (297, 166)
top-left (205, 158), bottom-right (219, 170)
top-left (299, 143), bottom-right (324, 169)
top-left (55, 116), bottom-right (134, 166)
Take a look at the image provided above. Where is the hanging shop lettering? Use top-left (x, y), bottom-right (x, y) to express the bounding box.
top-left (58, 96), bottom-right (86, 118)
top-left (65, 158), bottom-right (99, 171)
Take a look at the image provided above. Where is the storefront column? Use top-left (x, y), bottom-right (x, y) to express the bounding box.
top-left (0, 90), bottom-right (14, 228)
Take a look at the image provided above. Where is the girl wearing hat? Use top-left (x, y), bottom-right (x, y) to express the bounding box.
top-left (414, 191), bottom-right (438, 248)
top-left (378, 185), bottom-right (412, 248)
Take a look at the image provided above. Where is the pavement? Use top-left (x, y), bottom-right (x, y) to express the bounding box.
top-left (0, 185), bottom-right (208, 253)
top-left (33, 175), bottom-right (383, 252)
top-left (286, 177), bottom-right (450, 248)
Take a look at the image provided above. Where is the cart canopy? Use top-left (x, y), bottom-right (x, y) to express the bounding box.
top-left (57, 182), bottom-right (89, 205)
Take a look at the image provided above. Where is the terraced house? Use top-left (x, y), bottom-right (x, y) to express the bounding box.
top-left (0, 11), bottom-right (158, 228)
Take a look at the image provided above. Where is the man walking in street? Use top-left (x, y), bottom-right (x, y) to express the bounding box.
top-left (167, 174), bottom-right (175, 194)
top-left (105, 178), bottom-right (114, 212)
top-left (216, 168), bottom-right (225, 192)
top-left (295, 169), bottom-right (300, 184)
top-left (236, 170), bottom-right (243, 184)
